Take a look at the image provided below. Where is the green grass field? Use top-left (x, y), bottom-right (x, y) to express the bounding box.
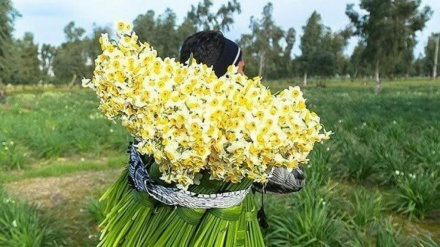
top-left (0, 79), bottom-right (439, 246)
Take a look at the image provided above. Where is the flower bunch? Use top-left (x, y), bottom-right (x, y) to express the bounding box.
top-left (83, 21), bottom-right (330, 190)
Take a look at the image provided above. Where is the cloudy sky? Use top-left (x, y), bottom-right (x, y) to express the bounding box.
top-left (12, 0), bottom-right (440, 57)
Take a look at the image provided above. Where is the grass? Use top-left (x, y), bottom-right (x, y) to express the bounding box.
top-left (84, 197), bottom-right (107, 225)
top-left (265, 188), bottom-right (347, 246)
top-left (0, 154), bottom-right (126, 183)
top-left (0, 80), bottom-right (439, 246)
top-left (348, 188), bottom-right (384, 228)
top-left (0, 141), bottom-right (28, 170)
top-left (0, 186), bottom-right (66, 246)
top-left (387, 170), bottom-right (440, 220)
top-left (0, 90), bottom-right (131, 161)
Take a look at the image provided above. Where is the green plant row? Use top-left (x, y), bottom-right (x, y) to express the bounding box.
top-left (0, 186), bottom-right (66, 246)
top-left (1, 81), bottom-right (439, 245)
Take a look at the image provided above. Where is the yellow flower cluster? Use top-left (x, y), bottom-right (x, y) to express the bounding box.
top-left (83, 21), bottom-right (331, 190)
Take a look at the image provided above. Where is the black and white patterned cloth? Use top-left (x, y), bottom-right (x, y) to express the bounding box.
top-left (128, 142), bottom-right (306, 208)
top-left (128, 144), bottom-right (250, 209)
top-left (253, 167), bottom-right (306, 194)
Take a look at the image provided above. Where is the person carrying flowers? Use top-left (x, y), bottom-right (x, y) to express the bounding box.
top-left (178, 30), bottom-right (307, 194)
top-left (83, 21), bottom-right (330, 247)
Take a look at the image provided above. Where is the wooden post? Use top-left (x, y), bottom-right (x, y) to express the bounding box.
top-left (374, 60), bottom-right (382, 93)
top-left (258, 52), bottom-right (265, 77)
top-left (303, 72), bottom-right (308, 86)
top-left (0, 82), bottom-right (5, 104)
top-left (433, 35), bottom-right (439, 80)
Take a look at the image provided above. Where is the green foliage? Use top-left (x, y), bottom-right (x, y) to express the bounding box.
top-left (0, 0), bottom-right (21, 84)
top-left (265, 190), bottom-right (346, 247)
top-left (346, 0), bottom-right (433, 80)
top-left (387, 170), bottom-right (440, 219)
top-left (347, 216), bottom-right (421, 247)
top-left (1, 0), bottom-right (439, 84)
top-left (184, 0), bottom-right (241, 32)
top-left (133, 9), bottom-right (182, 58)
top-left (415, 236), bottom-right (440, 247)
top-left (308, 51), bottom-right (337, 78)
top-left (40, 44), bottom-right (56, 82)
top-left (348, 42), bottom-right (372, 79)
top-left (1, 81), bottom-right (440, 245)
top-left (348, 188), bottom-right (384, 229)
top-left (52, 22), bottom-right (91, 84)
top-left (84, 197), bottom-right (107, 225)
top-left (331, 139), bottom-right (377, 181)
top-left (300, 11), bottom-right (323, 59)
top-left (299, 11), bottom-right (350, 84)
top-left (0, 0), bottom-right (18, 41)
top-left (7, 32), bottom-right (41, 84)
top-left (265, 144), bottom-right (348, 247)
top-left (87, 25), bottom-right (111, 65)
top-left (133, 0), bottom-right (241, 59)
top-left (305, 81), bottom-right (440, 222)
top-left (374, 217), bottom-right (403, 247)
top-left (423, 33), bottom-right (440, 77)
top-left (239, 3), bottom-right (295, 79)
top-left (0, 187), bottom-right (66, 246)
top-left (0, 140), bottom-right (28, 170)
top-left (0, 155), bottom-right (126, 183)
top-left (0, 90), bottom-right (130, 160)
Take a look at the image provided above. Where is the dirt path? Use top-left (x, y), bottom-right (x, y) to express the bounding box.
top-left (4, 169), bottom-right (440, 245)
top-left (4, 169), bottom-right (124, 246)
top-left (4, 169), bottom-right (123, 208)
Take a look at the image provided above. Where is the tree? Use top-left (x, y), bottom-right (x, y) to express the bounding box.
top-left (87, 24), bottom-right (111, 65)
top-left (425, 33), bottom-right (440, 79)
top-left (40, 44), bottom-right (56, 81)
top-left (434, 35), bottom-right (439, 79)
top-left (391, 37), bottom-right (417, 78)
top-left (9, 32), bottom-right (40, 84)
top-left (0, 0), bottom-right (20, 83)
top-left (178, 0), bottom-right (241, 57)
top-left (348, 42), bottom-right (371, 80)
top-left (184, 0), bottom-right (241, 32)
top-left (52, 21), bottom-right (90, 84)
top-left (346, 0), bottom-right (432, 89)
top-left (63, 21), bottom-right (85, 42)
top-left (133, 10), bottom-right (156, 43)
top-left (320, 29), bottom-right (351, 80)
top-left (299, 11), bottom-right (350, 85)
top-left (133, 9), bottom-right (181, 58)
top-left (309, 52), bottom-right (336, 81)
top-left (299, 11), bottom-right (323, 85)
top-left (154, 9), bottom-right (180, 57)
top-left (411, 53), bottom-right (428, 77)
top-left (283, 28), bottom-right (296, 78)
top-left (238, 3), bottom-right (295, 79)
top-left (133, 1), bottom-right (241, 59)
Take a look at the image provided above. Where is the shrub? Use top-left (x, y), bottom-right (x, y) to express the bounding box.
top-left (0, 141), bottom-right (28, 170)
top-left (387, 170), bottom-right (440, 219)
top-left (265, 188), bottom-right (347, 247)
top-left (0, 187), bottom-right (66, 246)
top-left (348, 188), bottom-right (384, 228)
top-left (84, 197), bottom-right (106, 225)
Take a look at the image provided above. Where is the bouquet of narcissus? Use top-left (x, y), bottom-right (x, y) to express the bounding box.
top-left (83, 21), bottom-right (330, 247)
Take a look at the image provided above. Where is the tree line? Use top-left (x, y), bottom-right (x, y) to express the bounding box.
top-left (0, 0), bottom-right (439, 86)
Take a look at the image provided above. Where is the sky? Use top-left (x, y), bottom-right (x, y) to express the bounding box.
top-left (12, 0), bottom-right (440, 57)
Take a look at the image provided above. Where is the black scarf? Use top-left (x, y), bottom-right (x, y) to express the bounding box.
top-left (213, 37), bottom-right (242, 77)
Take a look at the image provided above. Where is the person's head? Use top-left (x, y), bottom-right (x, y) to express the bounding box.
top-left (179, 30), bottom-right (245, 77)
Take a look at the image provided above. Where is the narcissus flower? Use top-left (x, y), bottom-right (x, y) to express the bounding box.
top-left (83, 21), bottom-right (331, 190)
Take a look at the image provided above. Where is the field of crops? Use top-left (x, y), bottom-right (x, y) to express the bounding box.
top-left (0, 79), bottom-right (439, 246)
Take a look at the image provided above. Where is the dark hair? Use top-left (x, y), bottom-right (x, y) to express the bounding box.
top-left (180, 31), bottom-right (243, 77)
top-left (179, 31), bottom-right (225, 67)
